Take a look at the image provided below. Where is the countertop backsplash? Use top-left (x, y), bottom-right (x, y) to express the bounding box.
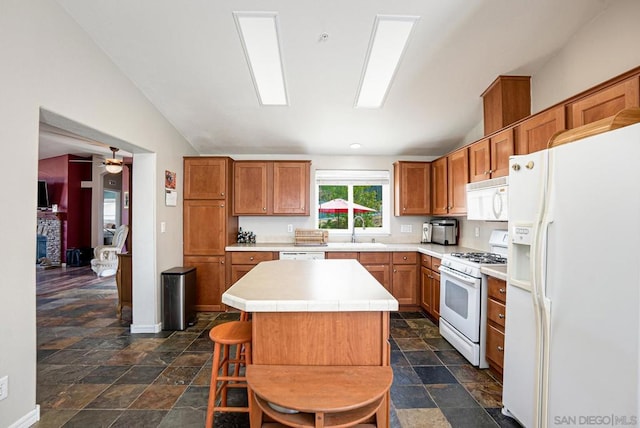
top-left (238, 215), bottom-right (505, 249)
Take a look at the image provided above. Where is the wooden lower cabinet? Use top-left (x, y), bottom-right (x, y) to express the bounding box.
top-left (229, 251), bottom-right (275, 284)
top-left (326, 251), bottom-right (418, 307)
top-left (116, 253), bottom-right (132, 319)
top-left (360, 252), bottom-right (392, 292)
top-left (420, 255), bottom-right (441, 320)
top-left (183, 256), bottom-right (226, 312)
top-left (391, 253), bottom-right (418, 306)
top-left (486, 276), bottom-right (507, 377)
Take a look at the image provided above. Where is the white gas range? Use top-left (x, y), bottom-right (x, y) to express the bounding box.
top-left (438, 230), bottom-right (508, 368)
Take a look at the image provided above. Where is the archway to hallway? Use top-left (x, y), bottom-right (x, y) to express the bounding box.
top-left (36, 108), bottom-right (158, 331)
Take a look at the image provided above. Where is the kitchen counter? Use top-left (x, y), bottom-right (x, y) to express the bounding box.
top-left (226, 242), bottom-right (479, 260)
top-left (222, 259), bottom-right (399, 312)
top-left (481, 265), bottom-right (507, 281)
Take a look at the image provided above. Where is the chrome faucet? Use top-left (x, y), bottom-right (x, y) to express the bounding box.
top-left (352, 215), bottom-right (366, 243)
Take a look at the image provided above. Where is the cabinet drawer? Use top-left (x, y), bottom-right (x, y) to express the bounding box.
top-left (432, 257), bottom-right (441, 272)
top-left (326, 252), bottom-right (358, 260)
top-left (421, 254), bottom-right (432, 269)
top-left (487, 276), bottom-right (507, 303)
top-left (359, 252), bottom-right (390, 264)
top-left (393, 252), bottom-right (418, 264)
top-left (486, 323), bottom-right (505, 371)
top-left (231, 251), bottom-right (274, 265)
top-left (487, 298), bottom-right (506, 328)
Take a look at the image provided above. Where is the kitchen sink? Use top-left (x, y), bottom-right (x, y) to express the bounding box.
top-left (326, 242), bottom-right (387, 249)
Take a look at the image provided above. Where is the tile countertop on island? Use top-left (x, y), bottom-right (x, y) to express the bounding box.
top-left (225, 242), bottom-right (479, 260)
top-left (222, 259), bottom-right (399, 312)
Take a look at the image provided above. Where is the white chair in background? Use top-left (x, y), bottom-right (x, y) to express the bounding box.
top-left (90, 224), bottom-right (129, 277)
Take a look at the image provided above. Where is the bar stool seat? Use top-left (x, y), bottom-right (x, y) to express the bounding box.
top-left (247, 365), bottom-right (392, 428)
top-left (206, 320), bottom-right (252, 428)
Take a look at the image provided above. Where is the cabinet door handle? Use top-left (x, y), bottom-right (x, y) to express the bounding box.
top-left (263, 207), bottom-right (267, 211)
top-left (393, 269), bottom-right (397, 273)
top-left (221, 192), bottom-right (225, 196)
top-left (220, 260), bottom-right (225, 265)
top-left (498, 313), bottom-right (505, 319)
top-left (499, 288), bottom-right (506, 294)
top-left (497, 346), bottom-right (504, 352)
top-left (403, 256), bottom-right (407, 260)
top-left (249, 256), bottom-right (254, 261)
top-left (220, 204), bottom-right (225, 208)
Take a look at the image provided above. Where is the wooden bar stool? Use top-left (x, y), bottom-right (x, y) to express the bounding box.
top-left (206, 320), bottom-right (252, 428)
top-left (247, 365), bottom-right (393, 428)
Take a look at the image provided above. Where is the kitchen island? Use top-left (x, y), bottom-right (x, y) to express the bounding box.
top-left (222, 259), bottom-right (398, 427)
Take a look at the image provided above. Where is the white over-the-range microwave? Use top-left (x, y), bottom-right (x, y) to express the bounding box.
top-left (465, 176), bottom-right (508, 221)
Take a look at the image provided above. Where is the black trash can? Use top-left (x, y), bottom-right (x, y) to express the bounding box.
top-left (162, 267), bottom-right (197, 330)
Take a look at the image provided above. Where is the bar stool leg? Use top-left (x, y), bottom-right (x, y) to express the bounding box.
top-left (206, 342), bottom-right (222, 428)
top-left (220, 342), bottom-right (230, 408)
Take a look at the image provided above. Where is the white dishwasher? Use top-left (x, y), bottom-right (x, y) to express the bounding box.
top-left (279, 251), bottom-right (325, 260)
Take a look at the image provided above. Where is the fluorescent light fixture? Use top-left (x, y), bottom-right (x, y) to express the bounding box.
top-left (350, 143), bottom-right (362, 149)
top-left (234, 12), bottom-right (288, 106)
top-left (355, 15), bottom-right (419, 109)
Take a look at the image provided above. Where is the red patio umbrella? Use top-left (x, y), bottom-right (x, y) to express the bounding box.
top-left (318, 198), bottom-right (376, 214)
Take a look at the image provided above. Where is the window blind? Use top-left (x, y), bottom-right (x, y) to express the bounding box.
top-left (315, 169), bottom-right (390, 185)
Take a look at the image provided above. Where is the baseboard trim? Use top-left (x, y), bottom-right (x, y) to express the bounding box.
top-left (130, 323), bottom-right (162, 334)
top-left (10, 405), bottom-right (39, 428)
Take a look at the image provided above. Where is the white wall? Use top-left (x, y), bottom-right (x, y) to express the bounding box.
top-left (531, 0), bottom-right (640, 113)
top-left (0, 1), bottom-right (196, 426)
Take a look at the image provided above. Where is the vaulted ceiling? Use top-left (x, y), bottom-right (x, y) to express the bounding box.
top-left (51, 0), bottom-right (612, 157)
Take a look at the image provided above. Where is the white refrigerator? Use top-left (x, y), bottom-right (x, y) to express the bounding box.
top-left (502, 123), bottom-right (640, 428)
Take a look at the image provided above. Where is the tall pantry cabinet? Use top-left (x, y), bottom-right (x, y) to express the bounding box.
top-left (183, 157), bottom-right (238, 311)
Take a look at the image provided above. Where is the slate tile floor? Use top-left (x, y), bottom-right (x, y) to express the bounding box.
top-left (34, 266), bottom-right (521, 428)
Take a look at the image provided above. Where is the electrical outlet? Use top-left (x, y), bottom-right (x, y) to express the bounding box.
top-left (287, 224), bottom-right (293, 233)
top-left (160, 222), bottom-right (166, 233)
top-left (0, 375), bottom-right (8, 401)
top-left (475, 226), bottom-right (480, 237)
top-left (400, 225), bottom-right (412, 233)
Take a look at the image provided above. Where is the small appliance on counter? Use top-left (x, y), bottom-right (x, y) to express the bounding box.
top-left (421, 222), bottom-right (432, 243)
top-left (429, 218), bottom-right (458, 245)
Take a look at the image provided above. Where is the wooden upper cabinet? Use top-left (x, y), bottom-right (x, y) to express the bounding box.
top-left (469, 139), bottom-right (491, 183)
top-left (393, 161), bottom-right (431, 216)
top-left (568, 77), bottom-right (639, 128)
top-left (515, 105), bottom-right (565, 155)
top-left (233, 161), bottom-right (270, 215)
top-left (272, 162), bottom-right (310, 215)
top-left (447, 148), bottom-right (469, 215)
top-left (184, 200), bottom-right (227, 255)
top-left (490, 128), bottom-right (514, 178)
top-left (431, 157), bottom-right (448, 216)
top-left (184, 157), bottom-right (228, 199)
top-left (482, 76), bottom-right (531, 135)
top-left (233, 161), bottom-right (310, 216)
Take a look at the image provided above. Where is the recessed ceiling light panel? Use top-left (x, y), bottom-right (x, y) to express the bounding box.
top-left (355, 15), bottom-right (419, 109)
top-left (234, 12), bottom-right (288, 106)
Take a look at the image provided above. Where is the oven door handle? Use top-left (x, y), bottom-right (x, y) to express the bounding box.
top-left (439, 265), bottom-right (480, 287)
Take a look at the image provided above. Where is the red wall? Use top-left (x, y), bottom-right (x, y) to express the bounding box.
top-left (38, 155), bottom-right (92, 261)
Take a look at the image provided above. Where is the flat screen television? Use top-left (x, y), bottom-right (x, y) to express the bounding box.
top-left (37, 180), bottom-right (49, 209)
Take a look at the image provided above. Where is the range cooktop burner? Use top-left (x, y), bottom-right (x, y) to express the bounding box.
top-left (449, 252), bottom-right (507, 265)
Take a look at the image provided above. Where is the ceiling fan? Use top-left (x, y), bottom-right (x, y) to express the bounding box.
top-left (68, 146), bottom-right (124, 174)
top-left (103, 147), bottom-right (123, 174)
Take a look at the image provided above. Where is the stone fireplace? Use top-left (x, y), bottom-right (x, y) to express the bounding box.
top-left (37, 212), bottom-right (62, 265)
